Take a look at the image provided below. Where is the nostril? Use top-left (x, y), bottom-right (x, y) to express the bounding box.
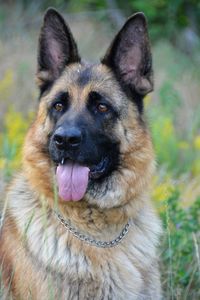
top-left (54, 134), bottom-right (64, 146)
top-left (68, 136), bottom-right (81, 146)
top-left (53, 127), bottom-right (82, 149)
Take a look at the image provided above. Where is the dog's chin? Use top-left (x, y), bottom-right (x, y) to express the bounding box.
top-left (87, 157), bottom-right (119, 205)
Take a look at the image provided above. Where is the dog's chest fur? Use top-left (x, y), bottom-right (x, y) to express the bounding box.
top-left (5, 176), bottom-right (161, 300)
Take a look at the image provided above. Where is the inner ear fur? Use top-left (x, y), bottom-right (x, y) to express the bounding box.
top-left (102, 13), bottom-right (153, 98)
top-left (37, 8), bottom-right (80, 94)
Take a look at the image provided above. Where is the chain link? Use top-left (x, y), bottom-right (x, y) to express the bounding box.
top-left (54, 211), bottom-right (130, 248)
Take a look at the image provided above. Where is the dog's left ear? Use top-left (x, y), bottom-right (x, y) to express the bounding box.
top-left (102, 13), bottom-right (153, 96)
top-left (37, 8), bottom-right (80, 94)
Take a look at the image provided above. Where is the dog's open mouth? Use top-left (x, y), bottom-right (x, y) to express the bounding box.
top-left (56, 158), bottom-right (109, 202)
top-left (89, 157), bottom-right (109, 180)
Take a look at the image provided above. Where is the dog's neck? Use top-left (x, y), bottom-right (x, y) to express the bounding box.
top-left (45, 190), bottom-right (149, 242)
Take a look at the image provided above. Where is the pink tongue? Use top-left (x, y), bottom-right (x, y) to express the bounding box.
top-left (56, 163), bottom-right (90, 201)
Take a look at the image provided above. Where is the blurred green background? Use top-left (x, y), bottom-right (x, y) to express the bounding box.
top-left (0, 1), bottom-right (200, 299)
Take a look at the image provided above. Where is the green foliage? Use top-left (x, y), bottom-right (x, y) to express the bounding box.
top-left (159, 81), bottom-right (181, 116)
top-left (146, 43), bottom-right (200, 175)
top-left (20, 0), bottom-right (107, 12)
top-left (149, 79), bottom-right (181, 171)
top-left (149, 88), bottom-right (200, 175)
top-left (63, 0), bottom-right (107, 13)
top-left (0, 108), bottom-right (32, 179)
top-left (161, 191), bottom-right (200, 299)
top-left (2, 0), bottom-right (200, 41)
top-left (118, 0), bottom-right (200, 41)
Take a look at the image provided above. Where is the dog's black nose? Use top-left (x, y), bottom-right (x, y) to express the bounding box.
top-left (54, 127), bottom-right (82, 149)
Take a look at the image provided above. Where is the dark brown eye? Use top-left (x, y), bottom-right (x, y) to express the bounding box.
top-left (54, 102), bottom-right (64, 112)
top-left (97, 103), bottom-right (109, 113)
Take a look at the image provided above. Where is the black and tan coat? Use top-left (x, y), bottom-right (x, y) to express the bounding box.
top-left (0, 9), bottom-right (162, 300)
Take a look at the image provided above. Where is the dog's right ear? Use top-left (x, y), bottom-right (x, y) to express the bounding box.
top-left (37, 8), bottom-right (80, 95)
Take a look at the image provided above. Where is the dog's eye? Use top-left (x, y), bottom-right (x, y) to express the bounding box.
top-left (88, 91), bottom-right (113, 116)
top-left (97, 103), bottom-right (109, 113)
top-left (54, 102), bottom-right (64, 112)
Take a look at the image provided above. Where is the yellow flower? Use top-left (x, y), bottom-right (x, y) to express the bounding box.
top-left (191, 159), bottom-right (200, 176)
top-left (144, 94), bottom-right (152, 107)
top-left (0, 158), bottom-right (6, 169)
top-left (0, 108), bottom-right (33, 170)
top-left (194, 135), bottom-right (200, 150)
top-left (0, 69), bottom-right (14, 99)
top-left (153, 183), bottom-right (171, 202)
top-left (162, 118), bottom-right (174, 139)
top-left (152, 178), bottom-right (175, 212)
top-left (5, 108), bottom-right (29, 145)
top-left (178, 141), bottom-right (190, 149)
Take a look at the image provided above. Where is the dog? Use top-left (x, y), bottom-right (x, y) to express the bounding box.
top-left (0, 8), bottom-right (162, 299)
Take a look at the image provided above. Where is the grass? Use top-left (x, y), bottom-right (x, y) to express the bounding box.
top-left (0, 4), bottom-right (200, 299)
top-left (160, 191), bottom-right (200, 299)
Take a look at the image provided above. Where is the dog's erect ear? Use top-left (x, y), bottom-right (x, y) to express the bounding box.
top-left (102, 13), bottom-right (153, 97)
top-left (37, 8), bottom-right (80, 94)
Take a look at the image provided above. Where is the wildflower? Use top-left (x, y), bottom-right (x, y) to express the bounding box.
top-left (194, 135), bottom-right (200, 150)
top-left (0, 69), bottom-right (14, 99)
top-left (178, 141), bottom-right (189, 149)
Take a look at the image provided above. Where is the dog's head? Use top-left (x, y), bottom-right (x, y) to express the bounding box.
top-left (24, 9), bottom-right (154, 209)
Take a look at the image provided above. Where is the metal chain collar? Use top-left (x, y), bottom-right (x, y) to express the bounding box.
top-left (54, 211), bottom-right (130, 248)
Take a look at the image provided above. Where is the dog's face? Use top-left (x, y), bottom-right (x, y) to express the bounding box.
top-left (47, 65), bottom-right (122, 181)
top-left (25, 9), bottom-right (154, 209)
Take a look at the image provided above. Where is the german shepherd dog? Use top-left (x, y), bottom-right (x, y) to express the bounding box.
top-left (0, 8), bottom-right (161, 299)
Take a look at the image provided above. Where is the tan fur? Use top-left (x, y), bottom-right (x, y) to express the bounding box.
top-left (0, 60), bottom-right (161, 299)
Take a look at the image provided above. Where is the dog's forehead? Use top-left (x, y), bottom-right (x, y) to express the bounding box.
top-left (45, 63), bottom-right (124, 106)
top-left (64, 63), bottom-right (116, 87)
